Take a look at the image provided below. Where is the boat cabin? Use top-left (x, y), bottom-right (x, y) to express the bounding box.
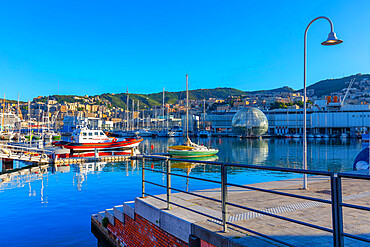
top-left (71, 127), bottom-right (110, 143)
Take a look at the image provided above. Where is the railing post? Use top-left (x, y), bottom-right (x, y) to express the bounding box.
top-left (166, 159), bottom-right (171, 210)
top-left (221, 163), bottom-right (228, 232)
top-left (331, 173), bottom-right (344, 247)
top-left (142, 157), bottom-right (145, 198)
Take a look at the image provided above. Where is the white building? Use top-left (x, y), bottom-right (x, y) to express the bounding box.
top-left (206, 102), bottom-right (370, 137)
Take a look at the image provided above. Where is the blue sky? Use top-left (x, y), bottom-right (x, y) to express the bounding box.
top-left (0, 0), bottom-right (369, 101)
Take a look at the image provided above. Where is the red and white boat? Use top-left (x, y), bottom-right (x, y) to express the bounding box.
top-left (53, 126), bottom-right (143, 151)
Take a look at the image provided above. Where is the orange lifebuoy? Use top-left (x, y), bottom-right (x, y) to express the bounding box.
top-left (113, 138), bottom-right (117, 142)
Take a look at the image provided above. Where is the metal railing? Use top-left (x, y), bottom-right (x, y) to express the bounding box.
top-left (0, 143), bottom-right (55, 162)
top-left (133, 155), bottom-right (370, 247)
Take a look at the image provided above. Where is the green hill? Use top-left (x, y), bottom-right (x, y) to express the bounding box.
top-left (305, 73), bottom-right (369, 97)
top-left (100, 88), bottom-right (244, 109)
top-left (33, 73), bottom-right (370, 109)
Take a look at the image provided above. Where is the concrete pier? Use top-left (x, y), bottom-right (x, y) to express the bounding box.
top-left (92, 170), bottom-right (370, 247)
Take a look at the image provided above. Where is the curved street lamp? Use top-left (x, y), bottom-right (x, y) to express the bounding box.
top-left (303, 17), bottom-right (343, 189)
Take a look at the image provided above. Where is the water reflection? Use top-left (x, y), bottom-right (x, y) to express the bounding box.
top-left (0, 137), bottom-right (363, 192)
top-left (139, 137), bottom-right (362, 173)
top-left (0, 137), bottom-right (366, 247)
top-left (171, 156), bottom-right (219, 191)
top-left (74, 162), bottom-right (107, 191)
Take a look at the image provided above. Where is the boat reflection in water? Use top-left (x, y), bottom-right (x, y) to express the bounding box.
top-left (74, 161), bottom-right (107, 191)
top-left (171, 156), bottom-right (219, 191)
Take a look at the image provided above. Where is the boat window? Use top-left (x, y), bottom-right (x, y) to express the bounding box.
top-left (89, 132), bottom-right (93, 136)
top-left (100, 132), bottom-right (104, 136)
top-left (83, 132), bottom-right (87, 136)
top-left (95, 132), bottom-right (99, 136)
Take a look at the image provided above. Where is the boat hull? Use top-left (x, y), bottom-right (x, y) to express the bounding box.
top-left (53, 138), bottom-right (143, 151)
top-left (168, 149), bottom-right (219, 158)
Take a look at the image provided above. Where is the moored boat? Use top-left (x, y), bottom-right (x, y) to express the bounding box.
top-left (168, 75), bottom-right (218, 158)
top-left (168, 126), bottom-right (184, 137)
top-left (353, 147), bottom-right (370, 171)
top-left (53, 126), bottom-right (142, 151)
top-left (0, 131), bottom-right (15, 140)
top-left (198, 130), bottom-right (211, 138)
top-left (168, 138), bottom-right (218, 158)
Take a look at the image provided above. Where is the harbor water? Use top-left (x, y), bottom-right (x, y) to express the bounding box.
top-left (0, 137), bottom-right (363, 246)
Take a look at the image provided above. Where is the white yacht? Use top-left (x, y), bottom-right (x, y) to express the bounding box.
top-left (0, 131), bottom-right (15, 140)
top-left (292, 134), bottom-right (301, 138)
top-left (138, 129), bottom-right (157, 137)
top-left (168, 126), bottom-right (184, 137)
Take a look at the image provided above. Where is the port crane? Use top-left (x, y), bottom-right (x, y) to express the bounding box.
top-left (341, 78), bottom-right (356, 106)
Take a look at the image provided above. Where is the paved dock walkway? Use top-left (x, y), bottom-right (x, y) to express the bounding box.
top-left (141, 171), bottom-right (370, 246)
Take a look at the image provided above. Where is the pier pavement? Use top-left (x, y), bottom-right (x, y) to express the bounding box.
top-left (136, 171), bottom-right (370, 246)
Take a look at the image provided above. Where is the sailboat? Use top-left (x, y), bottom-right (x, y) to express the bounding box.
top-left (0, 94), bottom-right (16, 140)
top-left (198, 99), bottom-right (211, 138)
top-left (168, 75), bottom-right (218, 158)
top-left (158, 88), bottom-right (169, 137)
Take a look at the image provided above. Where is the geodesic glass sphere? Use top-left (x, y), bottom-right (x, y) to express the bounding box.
top-left (232, 107), bottom-right (268, 136)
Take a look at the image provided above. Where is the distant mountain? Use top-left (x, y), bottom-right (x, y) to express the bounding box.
top-left (33, 73), bottom-right (370, 109)
top-left (250, 86), bottom-right (295, 94)
top-left (99, 88), bottom-right (245, 109)
top-left (305, 74), bottom-right (370, 97)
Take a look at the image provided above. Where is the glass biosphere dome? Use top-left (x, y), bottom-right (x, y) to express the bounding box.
top-left (232, 107), bottom-right (268, 136)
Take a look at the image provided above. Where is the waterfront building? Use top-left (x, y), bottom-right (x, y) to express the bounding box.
top-left (61, 116), bottom-right (114, 133)
top-left (232, 108), bottom-right (268, 136)
top-left (206, 101), bottom-right (370, 137)
top-left (0, 113), bottom-right (22, 131)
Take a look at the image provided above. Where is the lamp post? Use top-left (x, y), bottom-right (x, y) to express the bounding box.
top-left (303, 17), bottom-right (342, 189)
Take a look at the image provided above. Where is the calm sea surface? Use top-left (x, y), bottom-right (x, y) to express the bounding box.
top-left (0, 137), bottom-right (364, 246)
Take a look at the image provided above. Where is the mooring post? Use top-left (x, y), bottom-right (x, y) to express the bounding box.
top-left (166, 158), bottom-right (171, 210)
top-left (221, 163), bottom-right (228, 232)
top-left (130, 148), bottom-right (134, 166)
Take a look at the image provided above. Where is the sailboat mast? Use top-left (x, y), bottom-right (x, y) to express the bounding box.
top-left (28, 100), bottom-right (31, 146)
top-left (162, 87), bottom-right (165, 129)
top-left (17, 93), bottom-right (20, 116)
top-left (132, 100), bottom-right (134, 131)
top-left (38, 104), bottom-right (40, 134)
top-left (18, 93), bottom-right (20, 142)
top-left (203, 99), bottom-right (206, 129)
top-left (186, 75), bottom-right (189, 140)
top-left (154, 108), bottom-right (157, 130)
top-left (126, 89), bottom-right (129, 131)
top-left (166, 105), bottom-right (169, 130)
top-left (137, 100), bottom-right (139, 129)
top-left (47, 97), bottom-right (50, 131)
top-left (2, 94), bottom-right (4, 129)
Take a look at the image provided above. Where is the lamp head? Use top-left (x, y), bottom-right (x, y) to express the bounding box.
top-left (321, 32), bottom-right (343, 46)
